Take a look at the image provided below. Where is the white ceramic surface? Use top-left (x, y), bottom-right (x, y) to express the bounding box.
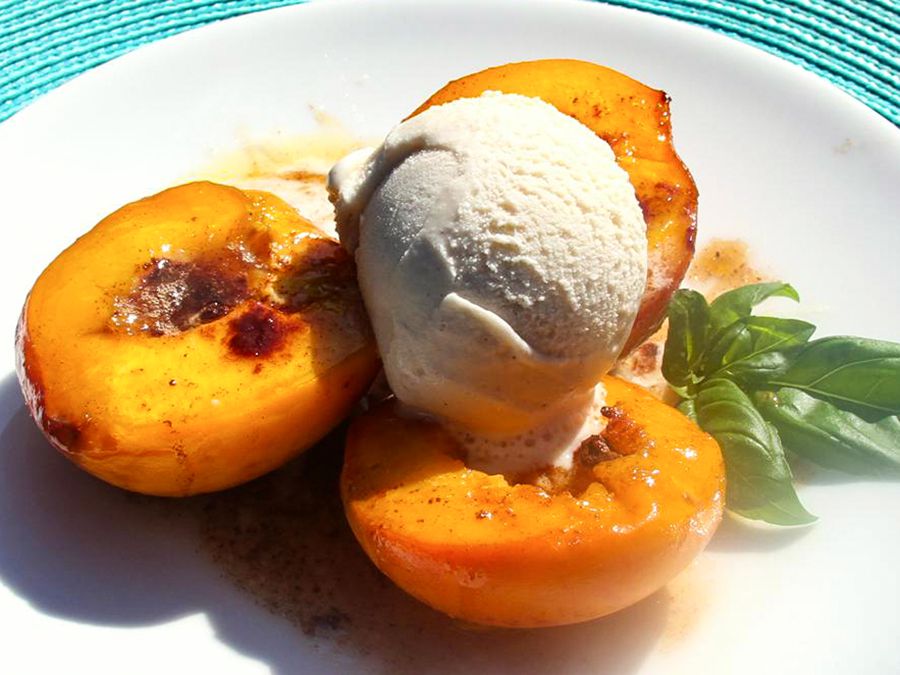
top-left (1, 1), bottom-right (898, 673)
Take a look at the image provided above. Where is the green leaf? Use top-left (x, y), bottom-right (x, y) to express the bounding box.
top-left (708, 316), bottom-right (816, 382)
top-left (770, 336), bottom-right (900, 419)
top-left (678, 397), bottom-right (698, 423)
top-left (702, 320), bottom-right (754, 377)
top-left (695, 378), bottom-right (816, 526)
top-left (708, 282), bottom-right (799, 333)
top-left (756, 388), bottom-right (900, 475)
top-left (662, 289), bottom-right (710, 390)
top-left (742, 316), bottom-right (817, 352)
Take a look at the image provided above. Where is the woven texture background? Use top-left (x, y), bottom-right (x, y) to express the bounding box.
top-left (1, 0), bottom-right (898, 124)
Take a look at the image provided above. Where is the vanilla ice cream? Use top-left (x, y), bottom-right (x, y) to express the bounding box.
top-left (329, 92), bottom-right (646, 472)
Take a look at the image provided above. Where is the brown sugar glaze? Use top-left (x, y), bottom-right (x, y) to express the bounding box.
top-left (185, 132), bottom-right (760, 665)
top-left (111, 256), bottom-right (252, 336)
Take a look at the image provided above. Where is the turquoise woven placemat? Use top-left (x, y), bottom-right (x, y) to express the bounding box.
top-left (1, 0), bottom-right (898, 124)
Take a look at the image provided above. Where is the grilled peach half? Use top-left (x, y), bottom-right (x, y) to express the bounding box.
top-left (342, 376), bottom-right (725, 627)
top-left (16, 182), bottom-right (378, 496)
top-left (412, 59), bottom-right (698, 353)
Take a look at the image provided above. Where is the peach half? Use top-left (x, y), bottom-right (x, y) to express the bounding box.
top-left (342, 376), bottom-right (725, 627)
top-left (16, 182), bottom-right (379, 496)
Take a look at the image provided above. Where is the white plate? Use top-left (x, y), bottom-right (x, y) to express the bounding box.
top-left (1, 1), bottom-right (898, 673)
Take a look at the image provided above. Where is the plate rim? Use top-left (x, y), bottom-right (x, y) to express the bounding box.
top-left (1, 0), bottom-right (898, 147)
top-left (0, 2), bottom-right (897, 673)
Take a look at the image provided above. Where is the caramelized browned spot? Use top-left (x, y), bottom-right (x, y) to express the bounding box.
top-left (510, 433), bottom-right (627, 497)
top-left (109, 230), bottom-right (365, 352)
top-left (552, 432), bottom-right (620, 496)
top-left (45, 417), bottom-right (82, 452)
top-left (524, 407), bottom-right (652, 497)
top-left (280, 169), bottom-right (327, 183)
top-left (112, 257), bottom-right (250, 336)
top-left (17, 318), bottom-right (89, 456)
top-left (638, 182), bottom-right (677, 222)
top-left (575, 434), bottom-right (621, 467)
top-left (602, 405), bottom-right (652, 456)
top-left (227, 303), bottom-right (293, 358)
top-left (274, 239), bottom-right (359, 313)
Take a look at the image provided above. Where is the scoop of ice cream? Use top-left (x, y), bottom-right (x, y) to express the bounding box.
top-left (329, 91), bottom-right (646, 436)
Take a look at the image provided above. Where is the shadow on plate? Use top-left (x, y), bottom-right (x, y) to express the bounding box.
top-left (0, 371), bottom-right (669, 673)
top-left (706, 512), bottom-right (812, 554)
top-left (196, 421), bottom-right (674, 675)
top-left (789, 454), bottom-right (899, 487)
top-left (0, 373), bottom-right (308, 669)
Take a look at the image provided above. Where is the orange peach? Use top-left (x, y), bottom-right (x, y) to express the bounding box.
top-left (17, 182), bottom-right (379, 496)
top-left (342, 375), bottom-right (725, 627)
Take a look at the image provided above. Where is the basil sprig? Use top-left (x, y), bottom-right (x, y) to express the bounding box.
top-left (663, 282), bottom-right (900, 525)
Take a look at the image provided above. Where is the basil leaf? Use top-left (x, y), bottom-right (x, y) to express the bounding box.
top-left (770, 336), bottom-right (900, 419)
top-left (678, 397), bottom-right (698, 423)
top-left (662, 289), bottom-right (710, 389)
top-left (702, 320), bottom-right (753, 377)
top-left (727, 350), bottom-right (797, 388)
top-left (708, 282), bottom-right (799, 333)
top-left (756, 388), bottom-right (900, 475)
top-left (710, 317), bottom-right (816, 382)
top-left (695, 378), bottom-right (815, 525)
top-left (742, 316), bottom-right (816, 352)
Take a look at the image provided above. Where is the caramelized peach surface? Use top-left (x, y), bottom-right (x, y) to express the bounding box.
top-left (412, 59), bottom-right (698, 354)
top-left (17, 182), bottom-right (379, 496)
top-left (342, 376), bottom-right (725, 628)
